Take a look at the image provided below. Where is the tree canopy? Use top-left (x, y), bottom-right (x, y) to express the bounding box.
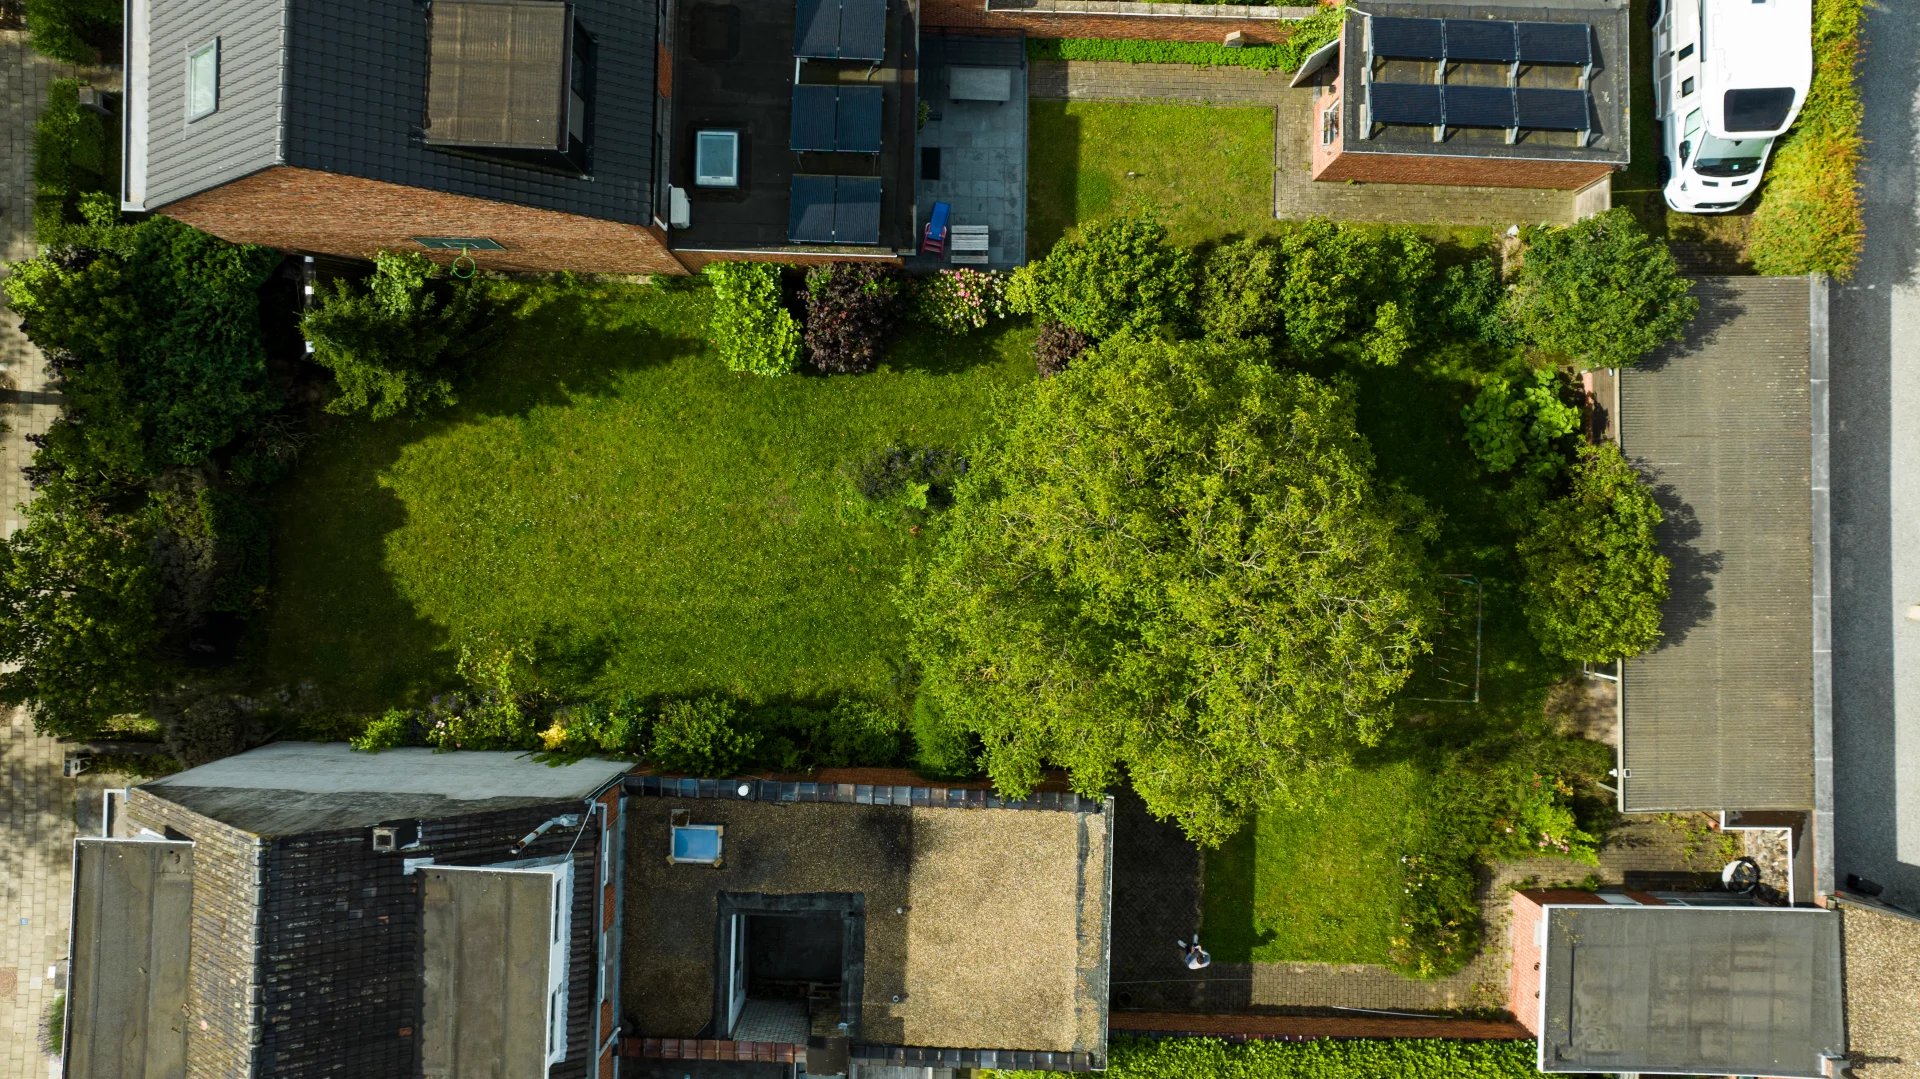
top-left (1518, 441), bottom-right (1671, 662)
top-left (302, 250), bottom-right (490, 418)
top-left (1508, 208), bottom-right (1698, 369)
top-left (1006, 213), bottom-right (1194, 339)
top-left (904, 336), bottom-right (1434, 844)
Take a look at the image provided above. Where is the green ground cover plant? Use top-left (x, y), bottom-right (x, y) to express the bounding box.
top-left (1027, 102), bottom-right (1279, 251)
top-left (1747, 0), bottom-right (1865, 277)
top-left (261, 279), bottom-right (1034, 716)
top-left (1025, 2), bottom-right (1343, 71)
top-left (993, 1035), bottom-right (1545, 1079)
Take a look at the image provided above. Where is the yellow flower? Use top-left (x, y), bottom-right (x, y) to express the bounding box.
top-left (540, 720), bottom-right (570, 750)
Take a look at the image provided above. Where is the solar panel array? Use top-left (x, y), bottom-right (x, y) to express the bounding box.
top-left (794, 0), bottom-right (887, 61)
top-left (788, 175), bottom-right (882, 245)
top-left (1368, 82), bottom-right (1592, 134)
top-left (1365, 14), bottom-right (1595, 142)
top-left (789, 84), bottom-right (883, 153)
top-left (1369, 16), bottom-right (1591, 68)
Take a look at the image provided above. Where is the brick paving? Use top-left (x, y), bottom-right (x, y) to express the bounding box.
top-left (1029, 59), bottom-right (1288, 104)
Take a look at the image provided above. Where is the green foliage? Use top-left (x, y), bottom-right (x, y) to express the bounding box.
top-left (1748, 0), bottom-right (1865, 277)
top-left (914, 268), bottom-right (1009, 335)
top-left (992, 1035), bottom-right (1544, 1079)
top-left (1509, 209), bottom-right (1697, 369)
top-left (0, 494), bottom-right (162, 739)
top-left (1518, 442), bottom-right (1671, 663)
top-left (350, 708), bottom-right (416, 752)
top-left (1276, 218), bottom-right (1437, 363)
top-left (1272, 1), bottom-right (1348, 72)
top-left (39, 993), bottom-right (65, 1057)
top-left (423, 641), bottom-right (544, 751)
top-left (1195, 237), bottom-right (1283, 345)
top-left (651, 695), bottom-right (759, 775)
top-left (807, 698), bottom-right (908, 768)
top-left (148, 481), bottom-right (271, 621)
top-left (1026, 37), bottom-right (1289, 70)
top-left (1006, 214), bottom-right (1193, 340)
top-left (5, 217), bottom-right (280, 481)
top-left (910, 693), bottom-right (979, 778)
top-left (1461, 368), bottom-right (1580, 478)
top-left (32, 79), bottom-right (118, 242)
top-left (302, 251), bottom-right (491, 420)
top-left (905, 336), bottom-right (1433, 845)
top-left (1430, 257), bottom-right (1516, 348)
top-left (706, 261), bottom-right (801, 376)
top-left (844, 444), bottom-right (969, 525)
top-left (25, 0), bottom-right (122, 64)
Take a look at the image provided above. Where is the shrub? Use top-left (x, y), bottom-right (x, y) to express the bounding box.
top-left (651, 695), bottom-right (759, 775)
top-left (803, 262), bottom-right (905, 374)
top-left (25, 0), bottom-right (121, 64)
top-left (1276, 218), bottom-right (1437, 363)
top-left (1387, 847), bottom-right (1481, 978)
top-left (914, 267), bottom-right (1008, 334)
top-left (149, 481), bottom-right (271, 623)
top-left (706, 262), bottom-right (801, 376)
top-left (1195, 237), bottom-right (1283, 345)
top-left (1007, 214), bottom-right (1193, 340)
top-left (1429, 257), bottom-right (1516, 348)
top-left (564, 693), bottom-right (649, 755)
top-left (911, 693), bottom-right (978, 778)
top-left (811, 698), bottom-right (908, 768)
top-left (423, 642), bottom-right (544, 751)
top-left (1748, 0), bottom-right (1865, 277)
top-left (32, 78), bottom-right (117, 242)
top-left (1034, 322), bottom-right (1091, 378)
top-left (845, 444), bottom-right (968, 523)
top-left (1509, 209), bottom-right (1697, 369)
top-left (350, 708), bottom-right (416, 752)
top-left (1360, 299), bottom-right (1416, 367)
top-left (990, 1034), bottom-right (1545, 1079)
top-left (1518, 442), bottom-right (1671, 663)
top-left (301, 250), bottom-right (491, 420)
top-left (1461, 368), bottom-right (1580, 478)
top-left (1273, 1), bottom-right (1347, 71)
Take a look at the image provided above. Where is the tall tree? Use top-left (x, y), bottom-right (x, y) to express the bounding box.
top-left (904, 337), bottom-right (1433, 844)
top-left (1508, 208), bottom-right (1697, 369)
top-left (1518, 441), bottom-right (1671, 662)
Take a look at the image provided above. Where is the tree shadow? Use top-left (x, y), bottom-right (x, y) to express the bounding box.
top-left (1642, 471), bottom-right (1724, 648)
top-left (1635, 277), bottom-right (1749, 372)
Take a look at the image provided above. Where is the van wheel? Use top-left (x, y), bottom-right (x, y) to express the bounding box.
top-left (1656, 157), bottom-right (1671, 185)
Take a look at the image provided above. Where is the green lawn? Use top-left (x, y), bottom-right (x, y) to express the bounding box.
top-left (1200, 353), bottom-right (1602, 970)
top-left (259, 281), bottom-right (1034, 716)
top-left (1027, 101), bottom-right (1278, 253)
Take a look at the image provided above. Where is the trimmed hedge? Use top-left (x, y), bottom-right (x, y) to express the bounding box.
top-left (1026, 2), bottom-right (1343, 73)
top-left (1747, 0), bottom-right (1865, 278)
top-left (992, 1036), bottom-right (1544, 1079)
top-left (31, 78), bottom-right (117, 242)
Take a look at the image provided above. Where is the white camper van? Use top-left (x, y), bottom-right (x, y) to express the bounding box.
top-left (1652, 0), bottom-right (1811, 214)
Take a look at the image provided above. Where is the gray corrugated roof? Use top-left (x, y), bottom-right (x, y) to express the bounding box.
top-left (420, 866), bottom-right (558, 1078)
top-left (1539, 904), bottom-right (1845, 1077)
top-left (135, 0), bottom-right (287, 210)
top-left (65, 839), bottom-right (194, 1079)
top-left (135, 0), bottom-right (657, 222)
top-left (1618, 276), bottom-right (1815, 811)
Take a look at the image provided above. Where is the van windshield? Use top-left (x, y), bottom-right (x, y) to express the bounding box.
top-left (1694, 135), bottom-right (1769, 177)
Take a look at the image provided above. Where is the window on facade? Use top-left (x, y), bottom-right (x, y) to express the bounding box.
top-left (186, 39), bottom-right (220, 121)
top-left (695, 130), bottom-right (740, 188)
top-left (1681, 76), bottom-right (1695, 97)
top-left (553, 878), bottom-right (564, 943)
top-left (1320, 101), bottom-right (1339, 146)
top-left (412, 236), bottom-right (505, 250)
top-left (1677, 43), bottom-right (1694, 60)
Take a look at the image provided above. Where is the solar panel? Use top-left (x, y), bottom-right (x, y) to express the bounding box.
top-left (1370, 82), bottom-right (1444, 126)
top-left (1516, 88), bottom-right (1591, 132)
top-left (1446, 85), bottom-right (1517, 129)
top-left (1444, 20), bottom-right (1516, 63)
top-left (1515, 22), bottom-right (1591, 66)
top-left (789, 175), bottom-right (838, 243)
top-left (839, 0), bottom-right (887, 62)
top-left (836, 85), bottom-right (883, 153)
top-left (788, 175), bottom-right (882, 244)
top-left (790, 85), bottom-right (838, 151)
top-left (1370, 16), bottom-right (1443, 60)
top-left (794, 0), bottom-right (839, 58)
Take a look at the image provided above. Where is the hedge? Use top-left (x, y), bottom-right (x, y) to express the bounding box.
top-left (1746, 0), bottom-right (1864, 278)
top-left (31, 77), bottom-right (117, 242)
top-left (991, 1037), bottom-right (1544, 1079)
top-left (1026, 2), bottom-right (1343, 73)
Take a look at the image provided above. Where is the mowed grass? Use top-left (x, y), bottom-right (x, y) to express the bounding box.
top-left (1027, 101), bottom-right (1278, 253)
top-left (260, 281), bottom-right (1034, 715)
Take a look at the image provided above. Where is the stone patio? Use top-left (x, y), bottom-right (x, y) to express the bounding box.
top-left (908, 35), bottom-right (1027, 270)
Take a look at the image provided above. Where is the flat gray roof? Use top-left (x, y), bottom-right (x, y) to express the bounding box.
top-left (65, 839), bottom-right (194, 1079)
top-left (420, 865), bottom-right (560, 1079)
top-left (1617, 276), bottom-right (1816, 811)
top-left (1539, 904), bottom-right (1845, 1077)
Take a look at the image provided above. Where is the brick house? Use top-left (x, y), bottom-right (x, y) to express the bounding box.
top-left (61, 743), bottom-right (630, 1079)
top-left (1297, 0), bottom-right (1629, 190)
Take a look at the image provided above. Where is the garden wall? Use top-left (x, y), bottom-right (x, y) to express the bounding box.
top-left (923, 0), bottom-right (1317, 45)
top-left (159, 167), bottom-right (691, 275)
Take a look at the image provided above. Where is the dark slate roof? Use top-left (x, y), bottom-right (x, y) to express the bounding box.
top-left (424, 0), bottom-right (574, 150)
top-left (1538, 905), bottom-right (1845, 1077)
top-left (1617, 276), bottom-right (1817, 811)
top-left (65, 839), bottom-right (194, 1078)
top-left (132, 0), bottom-right (659, 223)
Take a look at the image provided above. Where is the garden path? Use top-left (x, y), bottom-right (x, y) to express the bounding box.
top-left (1110, 810), bottom-right (1712, 1017)
top-left (1028, 59), bottom-right (1288, 104)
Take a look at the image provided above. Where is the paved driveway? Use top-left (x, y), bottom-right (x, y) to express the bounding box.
top-left (1828, 3), bottom-right (1920, 912)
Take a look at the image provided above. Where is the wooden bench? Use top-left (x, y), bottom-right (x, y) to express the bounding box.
top-left (950, 225), bottom-right (991, 265)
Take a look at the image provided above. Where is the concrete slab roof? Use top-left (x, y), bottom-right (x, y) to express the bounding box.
top-left (64, 839), bottom-right (194, 1079)
top-left (420, 864), bottom-right (563, 1078)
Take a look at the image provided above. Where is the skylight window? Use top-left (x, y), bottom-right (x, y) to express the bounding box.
top-left (186, 39), bottom-right (219, 121)
top-left (695, 130), bottom-right (740, 188)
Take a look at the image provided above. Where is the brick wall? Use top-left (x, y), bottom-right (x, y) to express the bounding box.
top-left (159, 166), bottom-right (692, 275)
top-left (1312, 149), bottom-right (1616, 191)
top-left (921, 0), bottom-right (1305, 44)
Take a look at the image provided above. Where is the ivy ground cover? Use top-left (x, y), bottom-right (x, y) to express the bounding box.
top-left (259, 280), bottom-right (1034, 715)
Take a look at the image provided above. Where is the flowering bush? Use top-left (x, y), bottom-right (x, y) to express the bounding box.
top-left (914, 268), bottom-right (1008, 335)
top-left (422, 641), bottom-right (544, 751)
top-left (1491, 772), bottom-right (1601, 863)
